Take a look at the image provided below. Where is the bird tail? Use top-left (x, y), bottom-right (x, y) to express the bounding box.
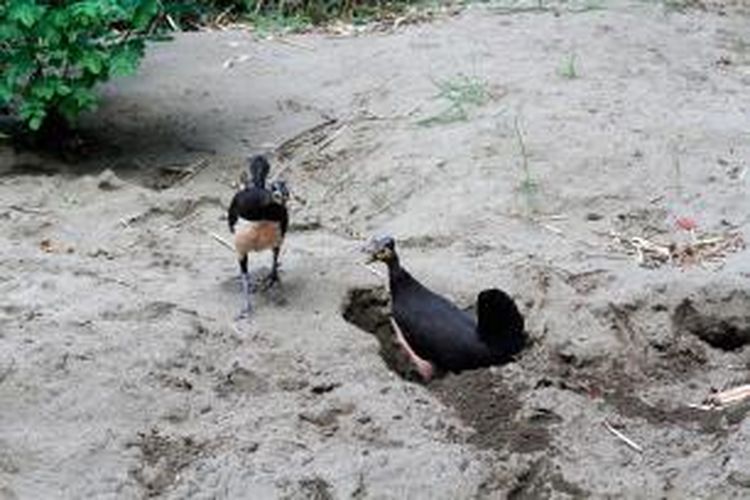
top-left (247, 155), bottom-right (271, 188)
top-left (476, 288), bottom-right (526, 357)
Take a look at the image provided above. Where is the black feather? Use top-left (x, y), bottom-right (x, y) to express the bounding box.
top-left (227, 187), bottom-right (274, 233)
top-left (385, 249), bottom-right (525, 373)
top-left (476, 288), bottom-right (526, 360)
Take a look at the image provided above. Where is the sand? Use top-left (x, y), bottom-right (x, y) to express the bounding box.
top-left (2, 1), bottom-right (750, 498)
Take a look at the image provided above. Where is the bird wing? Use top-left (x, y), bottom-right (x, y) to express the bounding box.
top-left (227, 188), bottom-right (274, 232)
top-left (392, 281), bottom-right (485, 371)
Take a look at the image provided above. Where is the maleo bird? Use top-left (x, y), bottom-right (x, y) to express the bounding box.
top-left (363, 235), bottom-right (526, 381)
top-left (227, 155), bottom-right (290, 317)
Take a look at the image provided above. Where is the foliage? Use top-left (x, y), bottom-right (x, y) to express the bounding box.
top-left (0, 0), bottom-right (162, 131)
top-left (162, 0), bottom-right (421, 30)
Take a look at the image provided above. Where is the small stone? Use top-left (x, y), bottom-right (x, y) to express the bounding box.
top-left (356, 415), bottom-right (372, 425)
top-left (97, 169), bottom-right (125, 191)
top-left (241, 442), bottom-right (259, 454)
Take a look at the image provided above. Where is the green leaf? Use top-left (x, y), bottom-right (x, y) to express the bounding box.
top-left (8, 0), bottom-right (44, 28)
top-left (80, 50), bottom-right (104, 75)
top-left (69, 2), bottom-right (99, 21)
top-left (0, 82), bottom-right (12, 104)
top-left (108, 44), bottom-right (142, 77)
top-left (132, 0), bottom-right (160, 30)
top-left (70, 86), bottom-right (97, 109)
top-left (30, 78), bottom-right (56, 100)
top-left (28, 112), bottom-right (45, 131)
top-left (0, 22), bottom-right (23, 42)
top-left (19, 100), bottom-right (46, 130)
top-left (1, 0), bottom-right (167, 133)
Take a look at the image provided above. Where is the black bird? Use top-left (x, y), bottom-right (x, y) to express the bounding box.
top-left (227, 155), bottom-right (290, 316)
top-left (363, 235), bottom-right (526, 381)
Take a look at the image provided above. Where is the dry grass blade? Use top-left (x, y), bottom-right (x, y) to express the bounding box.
top-left (270, 36), bottom-right (315, 51)
top-left (213, 5), bottom-right (234, 27)
top-left (0, 357), bottom-right (16, 385)
top-left (275, 117), bottom-right (339, 160)
top-left (610, 230), bottom-right (744, 269)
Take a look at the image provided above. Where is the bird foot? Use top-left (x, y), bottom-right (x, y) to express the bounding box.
top-left (235, 299), bottom-right (253, 320)
top-left (235, 308), bottom-right (253, 321)
top-left (238, 273), bottom-right (254, 317)
top-left (413, 358), bottom-right (434, 382)
top-left (258, 270), bottom-right (281, 291)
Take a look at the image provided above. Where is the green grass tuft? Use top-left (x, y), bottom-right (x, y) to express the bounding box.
top-left (513, 116), bottom-right (540, 216)
top-left (418, 74), bottom-right (490, 126)
top-left (558, 52), bottom-right (578, 79)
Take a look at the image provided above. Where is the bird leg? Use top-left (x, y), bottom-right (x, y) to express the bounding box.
top-left (389, 318), bottom-right (434, 382)
top-left (238, 255), bottom-right (253, 317)
top-left (267, 246), bottom-right (281, 287)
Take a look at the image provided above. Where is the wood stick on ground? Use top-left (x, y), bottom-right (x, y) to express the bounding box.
top-left (603, 421), bottom-right (643, 453)
top-left (165, 14), bottom-right (179, 31)
top-left (704, 384), bottom-right (750, 408)
top-left (541, 223), bottom-right (564, 236)
top-left (209, 232), bottom-right (235, 252)
top-left (7, 204), bottom-right (50, 215)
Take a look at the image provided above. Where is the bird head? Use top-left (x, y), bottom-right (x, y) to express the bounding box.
top-left (247, 155), bottom-right (271, 188)
top-left (362, 235), bottom-right (397, 264)
top-left (269, 180), bottom-right (290, 205)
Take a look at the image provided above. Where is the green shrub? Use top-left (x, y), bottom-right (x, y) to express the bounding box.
top-left (0, 0), bottom-right (163, 132)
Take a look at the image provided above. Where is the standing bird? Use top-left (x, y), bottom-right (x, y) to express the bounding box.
top-left (363, 235), bottom-right (526, 381)
top-left (227, 155), bottom-right (290, 316)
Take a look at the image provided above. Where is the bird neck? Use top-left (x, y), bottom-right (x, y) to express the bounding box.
top-left (386, 256), bottom-right (408, 285)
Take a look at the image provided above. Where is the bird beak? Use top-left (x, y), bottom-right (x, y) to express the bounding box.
top-left (360, 240), bottom-right (377, 263)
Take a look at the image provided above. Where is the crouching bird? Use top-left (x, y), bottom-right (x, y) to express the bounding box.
top-left (227, 155), bottom-right (290, 317)
top-left (363, 235), bottom-right (526, 381)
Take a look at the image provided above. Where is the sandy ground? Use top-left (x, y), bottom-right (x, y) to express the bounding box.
top-left (2, 1), bottom-right (750, 498)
